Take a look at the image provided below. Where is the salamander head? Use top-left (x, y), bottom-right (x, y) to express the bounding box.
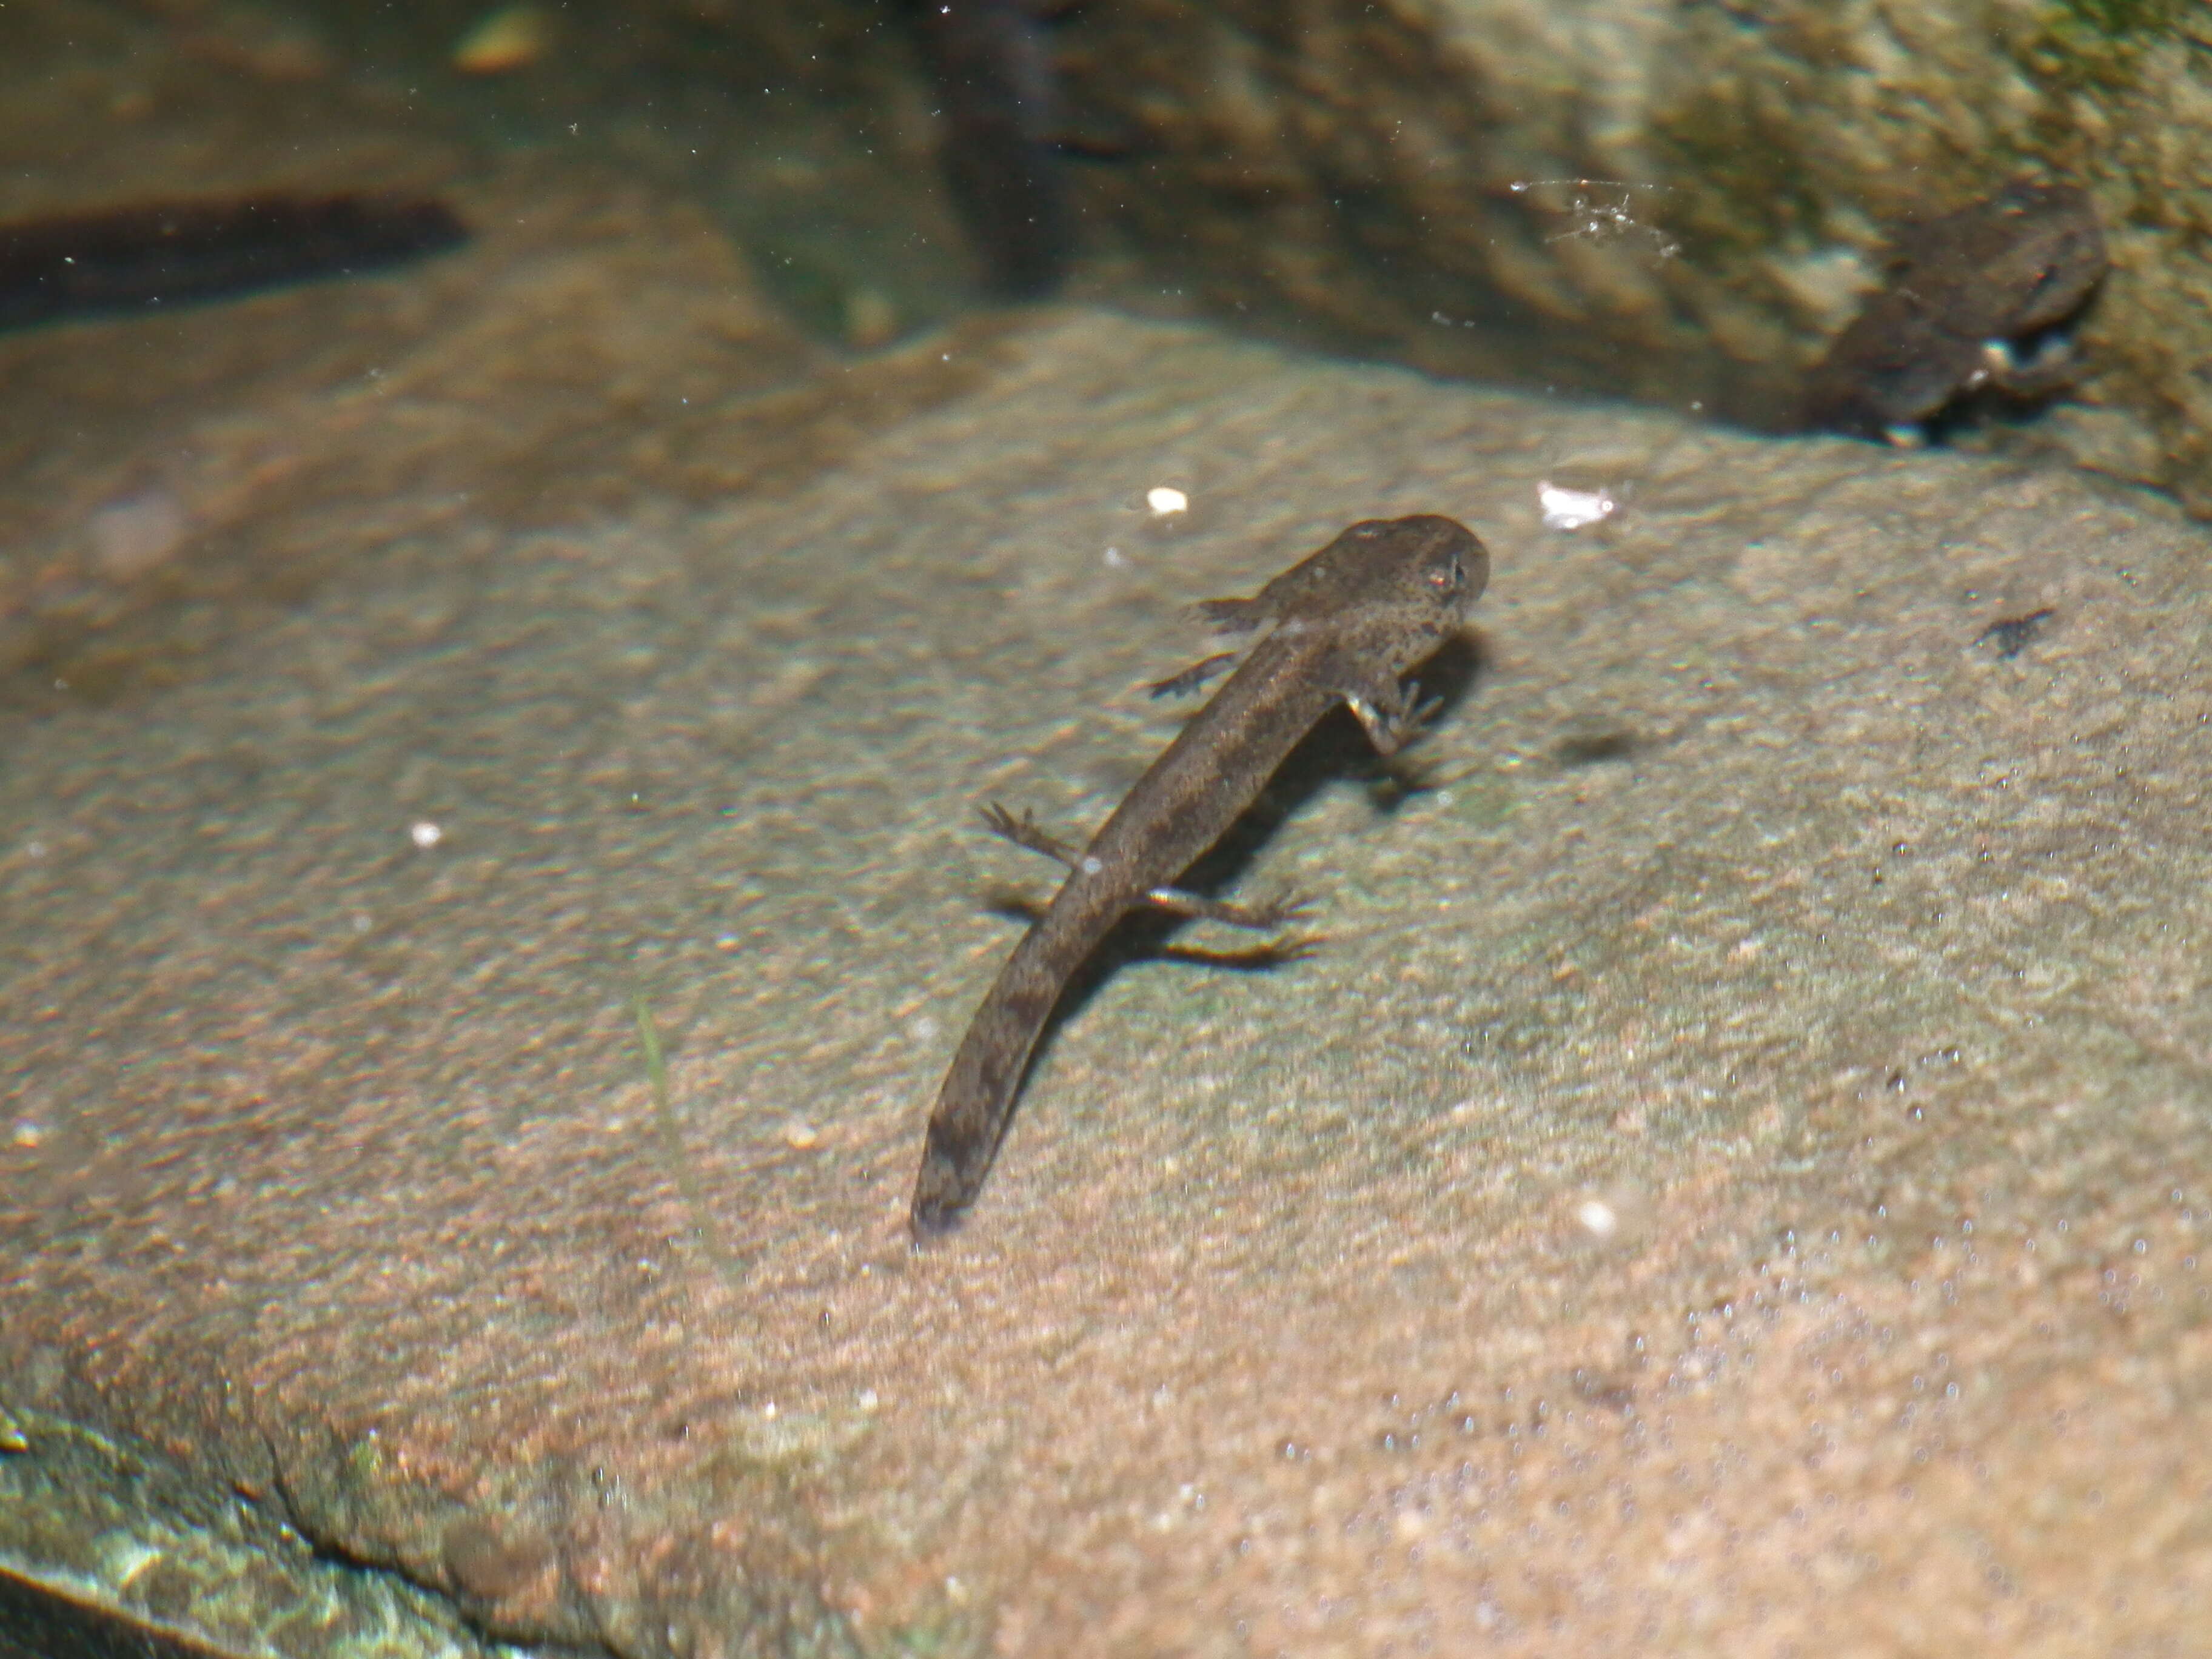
top-left (1333, 514), bottom-right (1487, 649)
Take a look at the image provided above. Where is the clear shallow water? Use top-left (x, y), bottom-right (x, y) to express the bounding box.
top-left (2, 6), bottom-right (2207, 1657)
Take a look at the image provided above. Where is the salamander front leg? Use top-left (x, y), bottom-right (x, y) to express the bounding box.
top-left (1346, 677), bottom-right (1443, 757)
top-left (979, 802), bottom-right (1082, 865)
top-left (1146, 651), bottom-right (1242, 699)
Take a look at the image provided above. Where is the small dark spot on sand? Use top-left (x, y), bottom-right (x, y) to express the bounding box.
top-left (1977, 608), bottom-right (2057, 659)
top-left (1555, 730), bottom-right (1642, 767)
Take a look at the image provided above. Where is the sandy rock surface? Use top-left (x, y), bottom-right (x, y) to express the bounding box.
top-left (2, 295), bottom-right (2208, 1655)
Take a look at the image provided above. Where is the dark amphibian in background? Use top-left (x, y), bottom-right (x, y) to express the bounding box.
top-left (1802, 178), bottom-right (2109, 444)
top-left (0, 194), bottom-right (465, 332)
top-left (904, 0), bottom-right (1073, 298)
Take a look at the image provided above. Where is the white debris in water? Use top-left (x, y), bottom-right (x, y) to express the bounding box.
top-left (409, 820), bottom-right (443, 849)
top-left (1146, 486), bottom-right (1189, 516)
top-left (1538, 480), bottom-right (1617, 531)
top-left (1575, 1196), bottom-right (1620, 1239)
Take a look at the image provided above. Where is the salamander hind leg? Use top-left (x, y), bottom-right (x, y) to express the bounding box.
top-left (1142, 883), bottom-right (1315, 931)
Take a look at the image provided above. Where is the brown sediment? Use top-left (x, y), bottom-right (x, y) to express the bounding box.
top-left (0, 160), bottom-right (1025, 709)
top-left (4, 307), bottom-right (2207, 1659)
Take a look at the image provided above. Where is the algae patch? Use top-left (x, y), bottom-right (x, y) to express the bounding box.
top-left (0, 1405), bottom-right (512, 1659)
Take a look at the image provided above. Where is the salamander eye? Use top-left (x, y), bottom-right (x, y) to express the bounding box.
top-left (1427, 555), bottom-right (1461, 591)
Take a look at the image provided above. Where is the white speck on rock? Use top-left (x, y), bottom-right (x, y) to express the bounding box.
top-left (87, 488), bottom-right (189, 579)
top-left (1538, 480), bottom-right (1617, 531)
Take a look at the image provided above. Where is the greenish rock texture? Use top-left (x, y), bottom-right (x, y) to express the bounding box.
top-left (1054, 0), bottom-right (2212, 504)
top-left (0, 1404), bottom-right (507, 1659)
